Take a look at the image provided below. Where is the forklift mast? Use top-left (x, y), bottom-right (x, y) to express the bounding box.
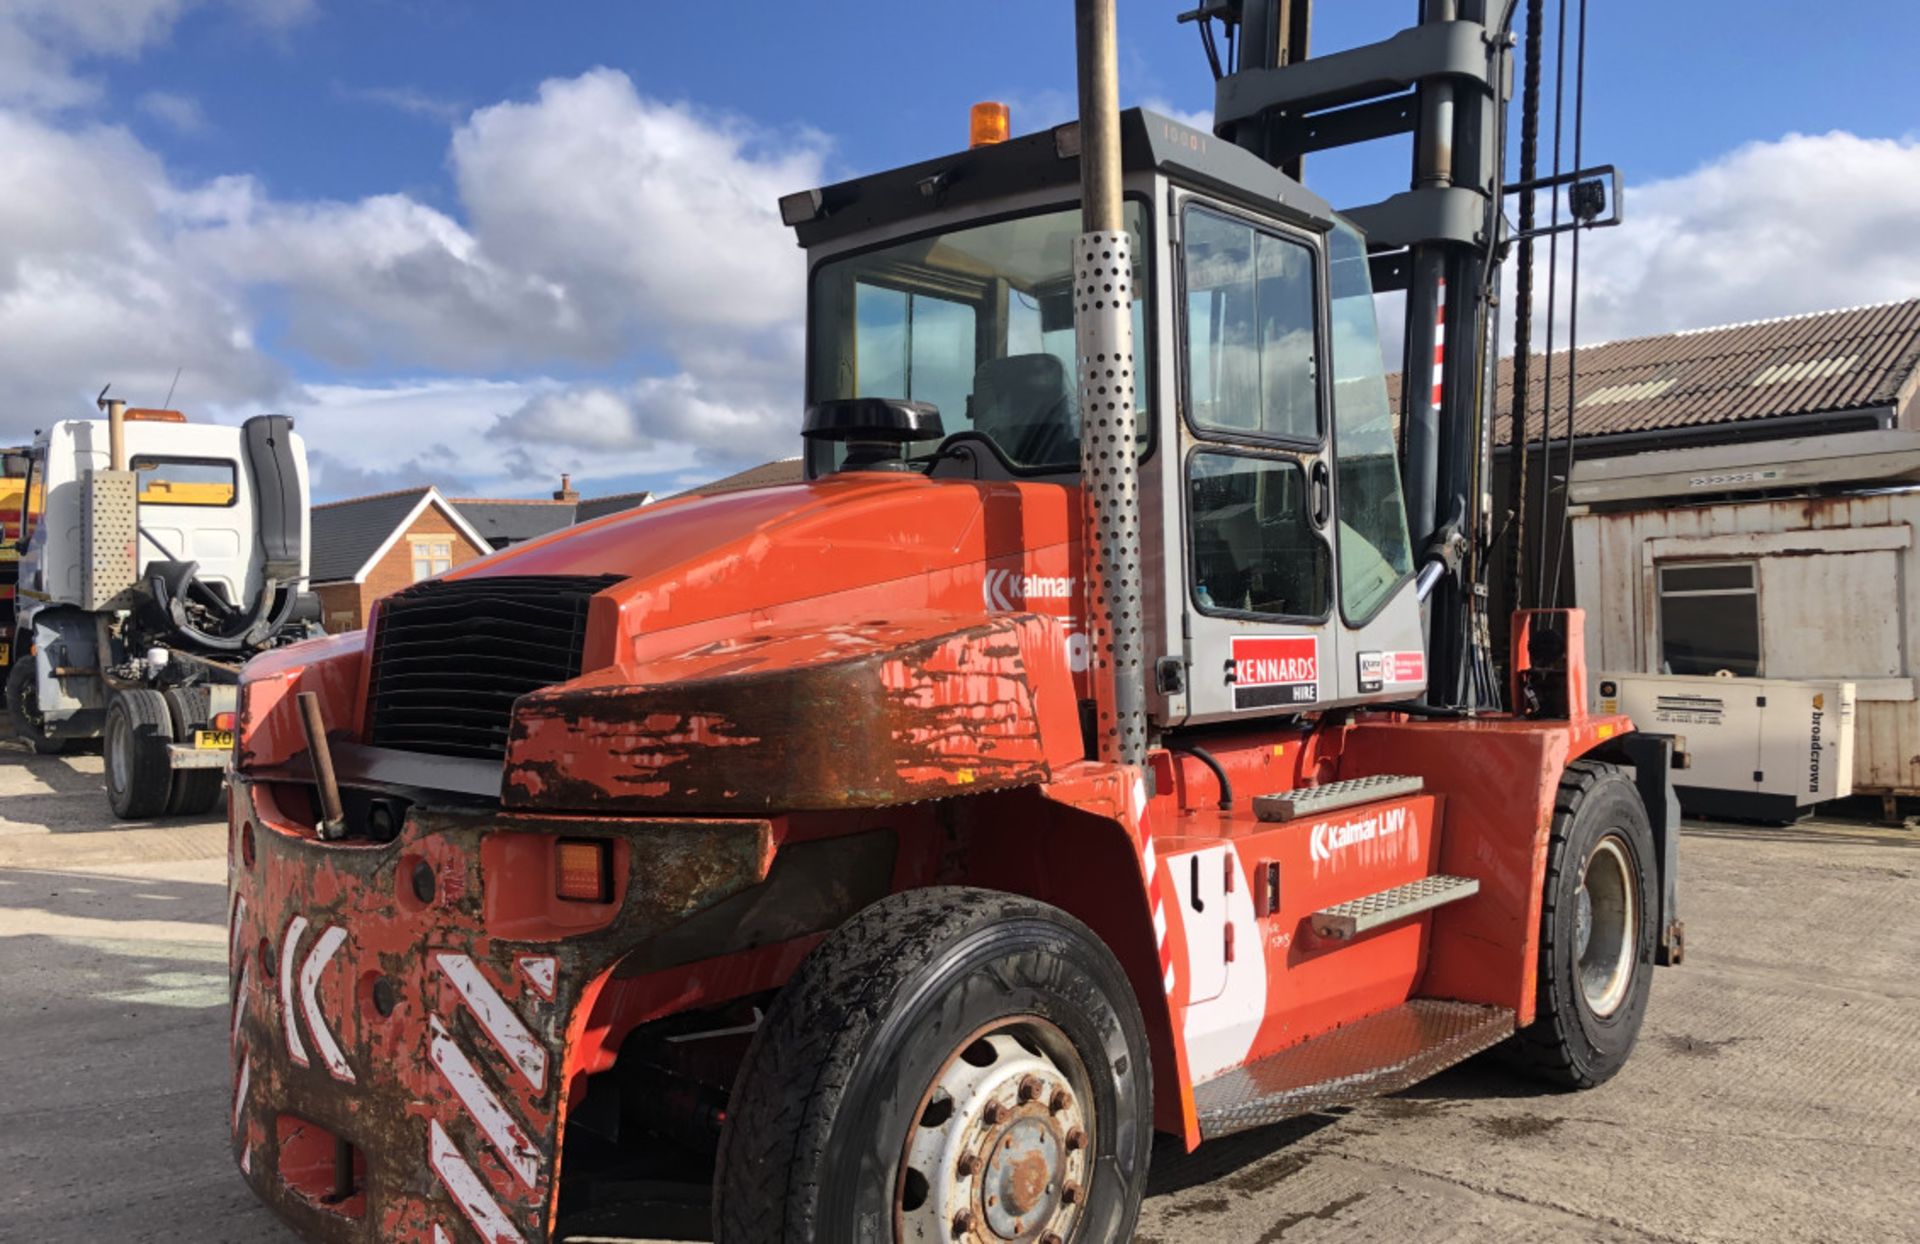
top-left (1202, 0), bottom-right (1515, 707)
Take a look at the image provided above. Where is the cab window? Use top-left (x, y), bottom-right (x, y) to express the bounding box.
top-left (1327, 220), bottom-right (1414, 621)
top-left (808, 202), bottom-right (1151, 473)
top-left (132, 456), bottom-right (237, 507)
top-left (1189, 451), bottom-right (1329, 619)
top-left (1183, 204), bottom-right (1319, 443)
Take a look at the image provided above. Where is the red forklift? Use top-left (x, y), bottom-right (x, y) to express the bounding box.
top-left (227, 2), bottom-right (1681, 1240)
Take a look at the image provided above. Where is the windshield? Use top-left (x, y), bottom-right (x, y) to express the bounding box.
top-left (806, 202), bottom-right (1151, 474)
top-left (1327, 218), bottom-right (1414, 620)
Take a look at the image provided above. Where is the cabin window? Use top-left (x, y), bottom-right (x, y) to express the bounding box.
top-left (1188, 450), bottom-right (1329, 619)
top-left (1182, 205), bottom-right (1319, 444)
top-left (131, 456), bottom-right (238, 507)
top-left (1327, 220), bottom-right (1414, 622)
top-left (1658, 561), bottom-right (1760, 676)
top-left (808, 200), bottom-right (1152, 474)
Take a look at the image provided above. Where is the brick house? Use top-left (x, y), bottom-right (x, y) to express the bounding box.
top-left (309, 477), bottom-right (656, 633)
top-left (309, 486), bottom-right (494, 633)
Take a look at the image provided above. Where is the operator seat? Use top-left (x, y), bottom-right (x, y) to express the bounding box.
top-left (969, 354), bottom-right (1078, 469)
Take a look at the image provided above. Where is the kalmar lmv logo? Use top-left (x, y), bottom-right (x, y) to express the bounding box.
top-left (1309, 806), bottom-right (1408, 862)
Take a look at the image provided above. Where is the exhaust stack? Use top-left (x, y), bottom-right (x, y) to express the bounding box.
top-left (1073, 0), bottom-right (1148, 767)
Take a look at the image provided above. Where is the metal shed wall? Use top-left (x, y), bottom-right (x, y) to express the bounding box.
top-left (1572, 491), bottom-right (1920, 796)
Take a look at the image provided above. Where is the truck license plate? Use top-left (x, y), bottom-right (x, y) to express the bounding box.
top-left (193, 729), bottom-right (235, 750)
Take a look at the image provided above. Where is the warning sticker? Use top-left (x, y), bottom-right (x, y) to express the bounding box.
top-left (1388, 650), bottom-right (1426, 683)
top-left (1230, 635), bottom-right (1319, 711)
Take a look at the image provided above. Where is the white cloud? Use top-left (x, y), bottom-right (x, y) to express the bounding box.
top-left (138, 89), bottom-right (206, 134)
top-left (451, 69), bottom-right (827, 338)
top-left (0, 66), bottom-right (826, 496)
top-left (1139, 96), bottom-right (1215, 134)
top-left (337, 83), bottom-right (467, 126)
top-left (0, 109), bottom-right (282, 421)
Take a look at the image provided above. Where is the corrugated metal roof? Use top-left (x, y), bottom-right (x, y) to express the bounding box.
top-left (1497, 298), bottom-right (1920, 445)
top-left (1389, 299), bottom-right (1920, 446)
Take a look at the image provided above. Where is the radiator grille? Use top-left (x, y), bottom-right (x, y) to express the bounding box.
top-left (366, 574), bottom-right (621, 760)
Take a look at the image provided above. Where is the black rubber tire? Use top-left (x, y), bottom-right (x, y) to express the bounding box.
top-left (104, 689), bottom-right (176, 820)
top-left (712, 886), bottom-right (1154, 1244)
top-left (6, 657), bottom-right (69, 755)
top-left (1503, 759), bottom-right (1659, 1089)
top-left (162, 686), bottom-right (225, 817)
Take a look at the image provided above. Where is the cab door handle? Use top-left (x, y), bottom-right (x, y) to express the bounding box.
top-left (1308, 459), bottom-right (1332, 528)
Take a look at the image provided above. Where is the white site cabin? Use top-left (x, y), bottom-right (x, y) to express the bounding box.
top-left (1570, 426), bottom-right (1920, 818)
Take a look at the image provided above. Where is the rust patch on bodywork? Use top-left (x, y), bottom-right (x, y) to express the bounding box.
top-left (503, 612), bottom-right (1083, 814)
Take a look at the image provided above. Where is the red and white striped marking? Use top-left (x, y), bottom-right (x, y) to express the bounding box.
top-left (1131, 776), bottom-right (1177, 997)
top-left (231, 1049), bottom-right (251, 1137)
top-left (428, 1017), bottom-right (541, 1189)
top-left (298, 925), bottom-right (355, 1084)
top-left (230, 957), bottom-right (251, 1050)
top-left (232, 1044), bottom-right (253, 1174)
top-left (1430, 277), bottom-right (1448, 409)
top-left (435, 953), bottom-right (548, 1092)
top-left (428, 1119), bottom-right (525, 1244)
top-left (279, 915), bottom-right (309, 1069)
top-left (228, 895), bottom-right (248, 968)
top-left (515, 955), bottom-right (556, 1002)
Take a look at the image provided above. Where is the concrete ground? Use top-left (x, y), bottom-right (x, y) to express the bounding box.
top-left (2, 740), bottom-right (1916, 1243)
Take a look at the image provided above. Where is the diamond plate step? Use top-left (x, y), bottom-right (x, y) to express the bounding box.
top-left (1310, 874), bottom-right (1480, 941)
top-left (1251, 774), bottom-right (1424, 822)
top-left (1194, 1000), bottom-right (1516, 1140)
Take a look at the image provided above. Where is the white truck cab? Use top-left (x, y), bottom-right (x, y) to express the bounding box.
top-left (7, 405), bottom-right (316, 818)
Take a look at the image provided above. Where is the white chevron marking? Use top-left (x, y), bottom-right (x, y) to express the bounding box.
top-left (429, 1017), bottom-right (540, 1188)
top-left (229, 895), bottom-right (248, 968)
top-left (515, 955), bottom-right (556, 1002)
top-left (231, 958), bottom-right (251, 1050)
top-left (429, 1119), bottom-right (525, 1244)
top-left (298, 925), bottom-right (355, 1084)
top-left (436, 953), bottom-right (547, 1092)
top-left (279, 916), bottom-right (309, 1068)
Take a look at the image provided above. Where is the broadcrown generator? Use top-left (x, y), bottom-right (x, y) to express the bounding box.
top-left (1599, 673), bottom-right (1854, 822)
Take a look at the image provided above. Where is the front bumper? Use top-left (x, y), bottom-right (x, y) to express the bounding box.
top-left (226, 775), bottom-right (773, 1243)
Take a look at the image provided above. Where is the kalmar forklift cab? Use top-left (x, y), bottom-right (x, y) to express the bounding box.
top-left (791, 110), bottom-right (1428, 724)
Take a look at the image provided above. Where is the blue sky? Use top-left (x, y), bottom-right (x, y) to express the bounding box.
top-left (3, 1), bottom-right (1917, 500)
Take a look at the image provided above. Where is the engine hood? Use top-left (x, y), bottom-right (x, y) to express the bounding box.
top-left (443, 471), bottom-right (1084, 670)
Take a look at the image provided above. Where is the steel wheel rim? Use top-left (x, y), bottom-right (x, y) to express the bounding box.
top-left (1575, 835), bottom-right (1636, 1017)
top-left (895, 1016), bottom-right (1094, 1244)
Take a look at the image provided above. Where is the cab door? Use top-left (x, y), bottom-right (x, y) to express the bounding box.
top-left (1175, 197), bottom-right (1339, 725)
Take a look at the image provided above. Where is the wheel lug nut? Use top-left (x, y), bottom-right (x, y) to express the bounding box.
top-left (1048, 1088), bottom-right (1071, 1114)
top-left (1065, 1127), bottom-right (1087, 1152)
top-left (982, 1101), bottom-right (1006, 1125)
top-left (1018, 1074), bottom-right (1043, 1103)
top-left (1062, 1181), bottom-right (1084, 1205)
top-left (956, 1152), bottom-right (980, 1177)
top-left (952, 1208), bottom-right (977, 1235)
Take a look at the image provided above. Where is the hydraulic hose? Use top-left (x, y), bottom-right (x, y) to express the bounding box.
top-left (1172, 744), bottom-right (1233, 811)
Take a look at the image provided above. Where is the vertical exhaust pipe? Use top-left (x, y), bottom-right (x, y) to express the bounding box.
top-left (1073, 0), bottom-right (1147, 766)
top-left (103, 398), bottom-right (128, 472)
